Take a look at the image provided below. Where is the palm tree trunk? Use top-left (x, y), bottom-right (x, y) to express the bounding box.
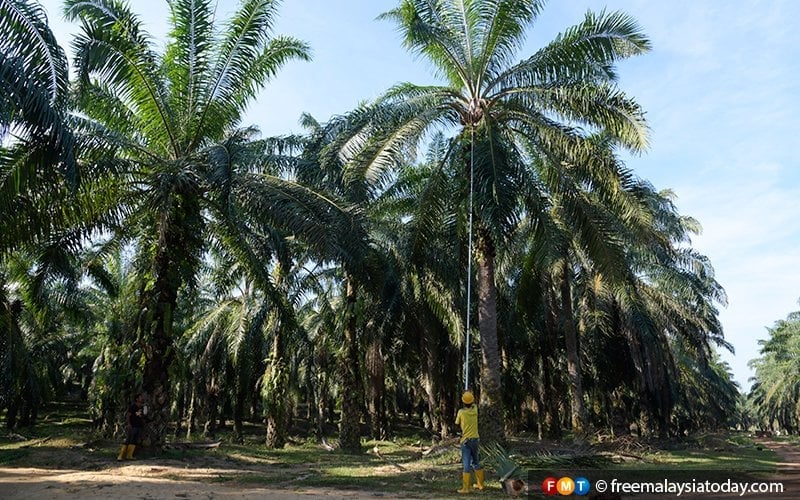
top-left (475, 230), bottom-right (505, 443)
top-left (203, 381), bottom-right (218, 438)
top-left (313, 346), bottom-right (330, 438)
top-left (265, 328), bottom-right (287, 448)
top-left (141, 245), bottom-right (180, 447)
top-left (315, 385), bottom-right (327, 438)
top-left (423, 339), bottom-right (460, 439)
top-left (339, 277), bottom-right (363, 453)
top-left (421, 329), bottom-right (444, 436)
top-left (186, 384), bottom-right (196, 439)
top-left (365, 338), bottom-right (387, 440)
top-left (314, 367), bottom-right (328, 439)
top-left (233, 391), bottom-right (245, 443)
top-left (543, 283), bottom-right (563, 438)
top-left (560, 260), bottom-right (586, 433)
top-left (440, 343), bottom-right (458, 438)
top-left (141, 195), bottom-right (205, 447)
top-left (174, 384), bottom-right (186, 437)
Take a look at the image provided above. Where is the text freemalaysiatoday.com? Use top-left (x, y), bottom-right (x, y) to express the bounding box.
top-left (525, 468), bottom-right (794, 498)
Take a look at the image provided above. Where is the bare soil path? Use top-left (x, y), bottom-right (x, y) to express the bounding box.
top-left (0, 458), bottom-right (412, 499)
top-left (755, 438), bottom-right (800, 499)
top-left (0, 465), bottom-right (350, 499)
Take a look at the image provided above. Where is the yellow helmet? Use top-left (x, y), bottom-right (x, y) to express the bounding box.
top-left (461, 391), bottom-right (475, 405)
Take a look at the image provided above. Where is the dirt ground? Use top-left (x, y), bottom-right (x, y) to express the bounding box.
top-left (0, 448), bottom-right (412, 499)
top-left (0, 463), bottom-right (410, 499)
top-left (2, 439), bottom-right (800, 499)
top-left (0, 466), bottom-right (380, 499)
top-left (582, 438), bottom-right (800, 500)
top-left (755, 438), bottom-right (800, 499)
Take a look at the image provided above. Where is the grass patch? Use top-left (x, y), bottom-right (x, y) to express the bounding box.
top-left (620, 433), bottom-right (780, 473)
top-left (0, 449), bottom-right (30, 464)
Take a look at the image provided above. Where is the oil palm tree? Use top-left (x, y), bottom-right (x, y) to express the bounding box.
top-left (563, 181), bottom-right (731, 435)
top-left (62, 0), bottom-right (367, 445)
top-left (369, 0), bottom-right (651, 441)
top-left (1, 0), bottom-right (76, 255)
top-left (297, 110), bottom-right (407, 452)
top-left (0, 0), bottom-right (71, 154)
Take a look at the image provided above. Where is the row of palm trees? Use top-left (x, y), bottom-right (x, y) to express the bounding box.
top-left (2, 0), bottom-right (744, 451)
top-left (748, 306), bottom-right (800, 434)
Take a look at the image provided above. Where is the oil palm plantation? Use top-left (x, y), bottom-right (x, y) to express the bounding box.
top-left (0, 0), bottom-right (98, 410)
top-left (181, 256), bottom-right (269, 442)
top-left (0, 245), bottom-right (97, 428)
top-left (368, 0), bottom-right (651, 441)
top-left (62, 0), bottom-right (367, 445)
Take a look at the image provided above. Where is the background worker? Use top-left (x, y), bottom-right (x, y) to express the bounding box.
top-left (117, 393), bottom-right (146, 461)
top-left (455, 390), bottom-right (484, 493)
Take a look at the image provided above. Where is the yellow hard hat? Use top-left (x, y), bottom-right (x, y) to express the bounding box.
top-left (461, 391), bottom-right (474, 405)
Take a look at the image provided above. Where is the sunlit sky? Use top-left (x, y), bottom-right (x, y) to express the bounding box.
top-left (37, 0), bottom-right (800, 390)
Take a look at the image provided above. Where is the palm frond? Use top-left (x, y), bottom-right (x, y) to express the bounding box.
top-left (0, 0), bottom-right (70, 107)
top-left (378, 0), bottom-right (473, 89)
top-left (1, 0), bottom-right (74, 179)
top-left (192, 0), bottom-right (309, 148)
top-left (475, 0), bottom-right (542, 83)
top-left (65, 0), bottom-right (177, 156)
top-left (163, 0), bottom-right (215, 149)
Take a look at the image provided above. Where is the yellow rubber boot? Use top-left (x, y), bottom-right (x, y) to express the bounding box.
top-left (475, 469), bottom-right (485, 490)
top-left (457, 472), bottom-right (472, 494)
top-left (125, 444), bottom-right (136, 459)
top-left (117, 445), bottom-right (128, 461)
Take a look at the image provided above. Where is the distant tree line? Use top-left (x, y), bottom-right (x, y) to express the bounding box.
top-left (748, 305), bottom-right (800, 435)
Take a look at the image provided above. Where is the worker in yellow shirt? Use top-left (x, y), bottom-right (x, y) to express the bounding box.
top-left (455, 390), bottom-right (484, 493)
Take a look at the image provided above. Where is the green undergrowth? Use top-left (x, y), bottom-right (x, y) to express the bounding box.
top-left (627, 432), bottom-right (779, 471)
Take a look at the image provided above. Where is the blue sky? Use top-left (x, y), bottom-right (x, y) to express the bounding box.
top-left (38, 0), bottom-right (800, 389)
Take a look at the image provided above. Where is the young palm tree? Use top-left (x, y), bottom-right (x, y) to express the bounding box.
top-left (62, 0), bottom-right (366, 445)
top-left (370, 0), bottom-right (651, 441)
